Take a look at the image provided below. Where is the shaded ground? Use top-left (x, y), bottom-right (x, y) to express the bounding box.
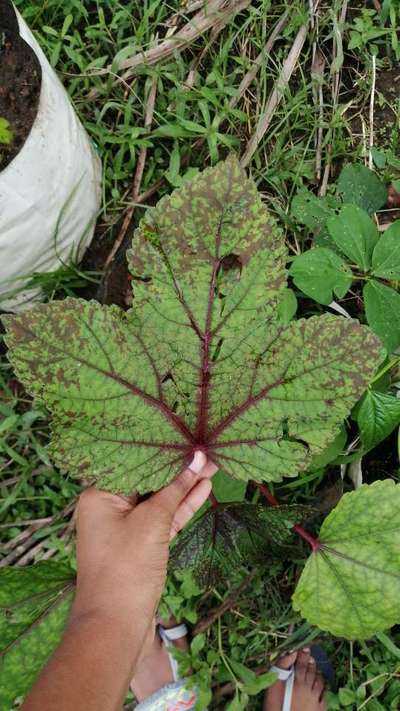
top-left (0, 0), bottom-right (41, 172)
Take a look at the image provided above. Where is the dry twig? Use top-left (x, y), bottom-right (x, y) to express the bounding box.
top-left (193, 569), bottom-right (256, 635)
top-left (103, 76), bottom-right (158, 271)
top-left (94, 0), bottom-right (251, 80)
top-left (369, 53), bottom-right (376, 169)
top-left (240, 22), bottom-right (309, 167)
top-left (0, 500), bottom-right (76, 567)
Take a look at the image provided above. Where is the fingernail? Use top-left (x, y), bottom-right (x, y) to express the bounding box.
top-left (302, 647), bottom-right (310, 653)
top-left (189, 450), bottom-right (206, 474)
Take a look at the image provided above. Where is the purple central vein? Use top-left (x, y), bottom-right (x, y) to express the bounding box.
top-left (195, 258), bottom-right (220, 441)
top-left (208, 376), bottom-right (284, 442)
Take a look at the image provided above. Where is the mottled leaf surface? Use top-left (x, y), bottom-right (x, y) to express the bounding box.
top-left (293, 480), bottom-right (400, 639)
top-left (0, 562), bottom-right (75, 708)
top-left (170, 502), bottom-right (311, 584)
top-left (4, 156), bottom-right (383, 494)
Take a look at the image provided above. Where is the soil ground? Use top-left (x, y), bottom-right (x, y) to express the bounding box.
top-left (0, 0), bottom-right (41, 172)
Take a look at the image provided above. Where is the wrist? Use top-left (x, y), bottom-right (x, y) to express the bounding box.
top-left (70, 574), bottom-right (159, 640)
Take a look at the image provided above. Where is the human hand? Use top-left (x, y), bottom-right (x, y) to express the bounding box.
top-left (70, 452), bottom-right (218, 651)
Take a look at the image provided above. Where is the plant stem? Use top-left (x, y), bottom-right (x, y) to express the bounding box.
top-left (256, 483), bottom-right (321, 552)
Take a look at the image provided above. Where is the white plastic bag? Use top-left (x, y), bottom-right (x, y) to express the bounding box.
top-left (0, 6), bottom-right (102, 311)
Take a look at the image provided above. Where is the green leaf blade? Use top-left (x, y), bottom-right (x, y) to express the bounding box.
top-left (0, 562), bottom-right (75, 708)
top-left (289, 247), bottom-right (353, 305)
top-left (371, 221), bottom-right (400, 279)
top-left (327, 205), bottom-right (379, 272)
top-left (357, 389), bottom-right (400, 451)
top-left (363, 280), bottom-right (400, 353)
top-left (337, 164), bottom-right (387, 214)
top-left (293, 480), bottom-right (400, 639)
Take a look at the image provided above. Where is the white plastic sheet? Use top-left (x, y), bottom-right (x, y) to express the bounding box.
top-left (0, 7), bottom-right (101, 311)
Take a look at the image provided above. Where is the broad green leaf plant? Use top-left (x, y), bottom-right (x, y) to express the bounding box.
top-left (291, 196), bottom-right (400, 352)
top-left (4, 156), bottom-right (400, 706)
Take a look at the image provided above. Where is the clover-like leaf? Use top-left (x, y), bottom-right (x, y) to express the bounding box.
top-left (3, 156), bottom-right (383, 494)
top-left (0, 562), bottom-right (75, 708)
top-left (292, 480), bottom-right (400, 639)
top-left (289, 247), bottom-right (352, 305)
top-left (363, 279), bottom-right (400, 353)
top-left (336, 164), bottom-right (387, 215)
top-left (327, 205), bottom-right (379, 272)
top-left (371, 221), bottom-right (400, 280)
top-left (170, 502), bottom-right (311, 585)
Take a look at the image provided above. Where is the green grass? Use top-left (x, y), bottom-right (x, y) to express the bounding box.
top-left (2, 0), bottom-right (400, 708)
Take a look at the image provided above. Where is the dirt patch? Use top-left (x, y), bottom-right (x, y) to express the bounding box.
top-left (0, 0), bottom-right (42, 172)
top-left (80, 221), bottom-right (133, 308)
top-left (373, 68), bottom-right (400, 135)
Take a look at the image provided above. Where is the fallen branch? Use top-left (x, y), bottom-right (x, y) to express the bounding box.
top-left (230, 10), bottom-right (289, 110)
top-left (240, 22), bottom-right (309, 167)
top-left (0, 500), bottom-right (76, 567)
top-left (193, 569), bottom-right (256, 635)
top-left (103, 75), bottom-right (158, 271)
top-left (319, 0), bottom-right (348, 195)
top-left (369, 53), bottom-right (376, 170)
top-left (94, 0), bottom-right (251, 80)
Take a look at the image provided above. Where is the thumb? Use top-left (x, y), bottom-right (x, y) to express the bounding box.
top-left (144, 451), bottom-right (207, 523)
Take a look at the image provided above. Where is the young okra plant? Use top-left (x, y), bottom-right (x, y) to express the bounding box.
top-left (3, 156), bottom-right (400, 707)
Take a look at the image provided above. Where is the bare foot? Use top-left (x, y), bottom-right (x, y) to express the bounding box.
top-left (264, 648), bottom-right (326, 711)
top-left (130, 617), bottom-right (189, 702)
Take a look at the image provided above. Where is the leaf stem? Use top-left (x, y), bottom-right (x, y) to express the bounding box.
top-left (256, 483), bottom-right (321, 552)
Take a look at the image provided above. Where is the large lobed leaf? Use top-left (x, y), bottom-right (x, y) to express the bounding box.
top-left (0, 562), bottom-right (75, 708)
top-left (3, 156), bottom-right (383, 494)
top-left (292, 480), bottom-right (400, 639)
top-left (170, 502), bottom-right (311, 585)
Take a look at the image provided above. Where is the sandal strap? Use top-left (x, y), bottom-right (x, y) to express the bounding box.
top-left (158, 624), bottom-right (188, 683)
top-left (270, 665), bottom-right (295, 711)
top-left (270, 665), bottom-right (294, 681)
top-left (159, 623), bottom-right (188, 641)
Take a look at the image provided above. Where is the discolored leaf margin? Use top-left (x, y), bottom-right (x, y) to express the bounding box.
top-left (170, 502), bottom-right (314, 585)
top-left (292, 480), bottom-right (400, 639)
top-left (0, 562), bottom-right (75, 708)
top-left (3, 156), bottom-right (384, 494)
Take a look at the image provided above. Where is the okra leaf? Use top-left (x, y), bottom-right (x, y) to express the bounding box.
top-left (170, 502), bottom-right (311, 584)
top-left (293, 480), bottom-right (400, 639)
top-left (0, 562), bottom-right (75, 709)
top-left (3, 156), bottom-right (383, 494)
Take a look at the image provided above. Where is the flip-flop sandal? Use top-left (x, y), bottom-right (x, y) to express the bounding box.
top-left (135, 622), bottom-right (201, 710)
top-left (270, 645), bottom-right (336, 711)
top-left (158, 622), bottom-right (189, 682)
